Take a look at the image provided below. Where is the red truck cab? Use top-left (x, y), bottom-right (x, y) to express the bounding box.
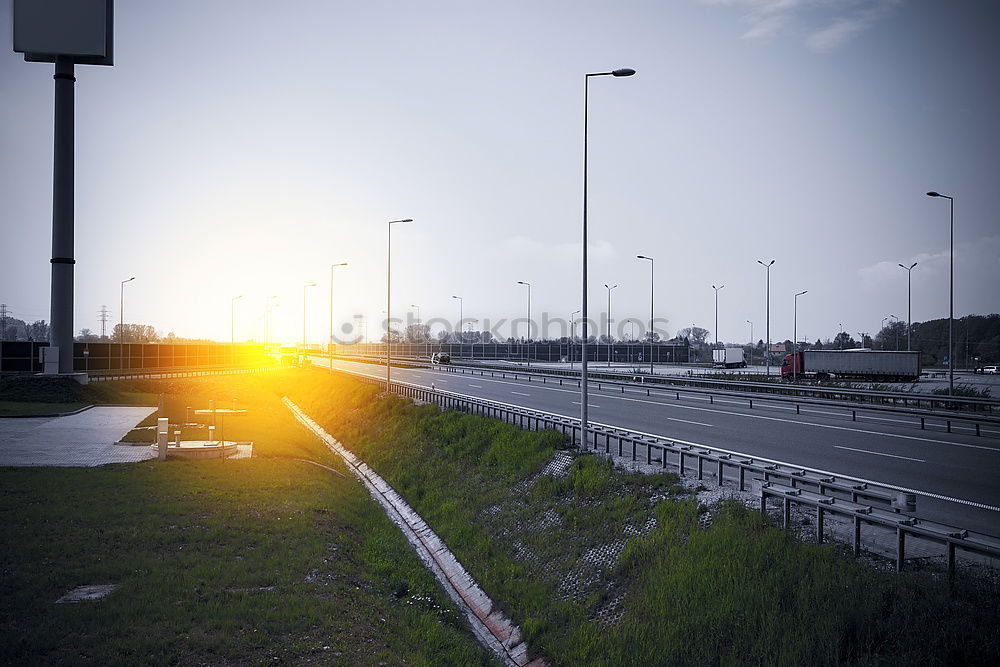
top-left (780, 352), bottom-right (803, 378)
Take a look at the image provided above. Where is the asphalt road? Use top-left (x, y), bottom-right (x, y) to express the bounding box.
top-left (313, 356), bottom-right (1000, 536)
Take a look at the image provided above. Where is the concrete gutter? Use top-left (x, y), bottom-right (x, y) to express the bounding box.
top-left (283, 397), bottom-right (545, 667)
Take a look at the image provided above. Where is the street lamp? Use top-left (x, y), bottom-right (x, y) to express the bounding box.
top-left (570, 309), bottom-right (580, 370)
top-left (604, 284), bottom-right (618, 367)
top-left (926, 191), bottom-right (955, 395)
top-left (517, 281), bottom-right (531, 367)
top-left (793, 290), bottom-right (807, 382)
top-left (302, 283), bottom-right (317, 347)
top-left (329, 263), bottom-right (348, 357)
top-left (231, 295), bottom-right (243, 344)
top-left (712, 284), bottom-right (725, 348)
top-left (746, 320), bottom-right (753, 365)
top-left (265, 296), bottom-right (279, 345)
top-left (898, 262), bottom-right (917, 351)
top-left (386, 218), bottom-right (414, 384)
top-left (119, 276), bottom-right (135, 371)
top-left (757, 260), bottom-right (775, 375)
top-left (581, 66), bottom-right (635, 449)
top-left (451, 295), bottom-right (463, 346)
top-left (636, 255), bottom-right (654, 374)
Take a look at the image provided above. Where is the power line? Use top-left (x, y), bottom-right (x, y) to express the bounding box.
top-left (98, 305), bottom-right (110, 339)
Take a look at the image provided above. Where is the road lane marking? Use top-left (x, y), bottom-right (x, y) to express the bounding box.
top-left (572, 401), bottom-right (601, 408)
top-left (834, 446), bottom-right (925, 463)
top-left (468, 384), bottom-right (483, 388)
top-left (321, 363), bottom-right (1000, 513)
top-left (322, 359), bottom-right (998, 451)
top-left (511, 391), bottom-right (531, 397)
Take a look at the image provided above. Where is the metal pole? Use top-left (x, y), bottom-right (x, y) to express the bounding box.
top-left (570, 309), bottom-right (580, 370)
top-left (747, 320), bottom-right (753, 365)
top-left (387, 224), bottom-right (392, 384)
top-left (605, 284), bottom-right (617, 367)
top-left (712, 284), bottom-right (724, 348)
top-left (50, 57), bottom-right (75, 373)
top-left (231, 295), bottom-right (242, 344)
top-left (949, 197), bottom-right (954, 396)
top-left (793, 290), bottom-right (807, 382)
top-left (758, 260), bottom-right (774, 375)
top-left (120, 277), bottom-right (134, 370)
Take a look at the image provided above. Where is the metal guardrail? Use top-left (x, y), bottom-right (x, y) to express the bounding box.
top-left (318, 355), bottom-right (1000, 438)
top-left (332, 366), bottom-right (1000, 575)
top-left (322, 351), bottom-right (999, 414)
top-left (86, 363), bottom-right (285, 382)
top-left (429, 364), bottom-right (1000, 438)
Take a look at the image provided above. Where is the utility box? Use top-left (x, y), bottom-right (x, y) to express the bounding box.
top-left (40, 346), bottom-right (60, 374)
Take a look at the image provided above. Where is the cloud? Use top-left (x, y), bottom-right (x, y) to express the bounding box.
top-left (702, 0), bottom-right (904, 51)
top-left (857, 235), bottom-right (1000, 314)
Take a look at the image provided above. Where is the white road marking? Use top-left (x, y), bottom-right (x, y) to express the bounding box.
top-left (511, 391), bottom-right (531, 397)
top-left (323, 359), bottom-right (997, 451)
top-left (572, 401), bottom-right (601, 408)
top-left (834, 446), bottom-right (926, 463)
top-left (468, 384), bottom-right (483, 388)
top-left (321, 362), bottom-right (1000, 513)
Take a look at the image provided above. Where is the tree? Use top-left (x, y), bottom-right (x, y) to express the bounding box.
top-left (381, 330), bottom-right (403, 344)
top-left (404, 323), bottom-right (430, 343)
top-left (77, 328), bottom-right (100, 342)
top-left (26, 320), bottom-right (49, 342)
top-left (833, 332), bottom-right (856, 349)
top-left (112, 323), bottom-right (159, 343)
top-left (676, 327), bottom-right (709, 347)
top-left (643, 331), bottom-right (661, 343)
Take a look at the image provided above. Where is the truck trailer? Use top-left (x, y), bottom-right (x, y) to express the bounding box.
top-left (781, 349), bottom-right (921, 381)
top-left (712, 348), bottom-right (746, 369)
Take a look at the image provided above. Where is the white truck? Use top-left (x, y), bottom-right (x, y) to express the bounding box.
top-left (782, 349), bottom-right (921, 381)
top-left (712, 348), bottom-right (746, 369)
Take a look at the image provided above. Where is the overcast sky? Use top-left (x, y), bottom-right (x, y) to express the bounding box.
top-left (2, 0), bottom-right (998, 346)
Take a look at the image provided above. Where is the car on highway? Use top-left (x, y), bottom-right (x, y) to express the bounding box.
top-left (982, 365), bottom-right (998, 374)
top-left (431, 352), bottom-right (451, 365)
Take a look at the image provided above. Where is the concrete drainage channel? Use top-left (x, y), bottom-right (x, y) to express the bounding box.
top-left (283, 398), bottom-right (544, 667)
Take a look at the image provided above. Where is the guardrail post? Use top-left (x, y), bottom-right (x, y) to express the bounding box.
top-left (679, 450), bottom-right (685, 475)
top-left (631, 438), bottom-right (637, 461)
top-left (738, 465), bottom-right (745, 491)
top-left (697, 455), bottom-right (704, 481)
top-left (717, 459), bottom-right (724, 484)
top-left (661, 446), bottom-right (669, 469)
top-left (852, 410), bottom-right (856, 422)
top-left (710, 395), bottom-right (714, 405)
top-left (760, 488), bottom-right (767, 517)
top-left (749, 399), bottom-right (752, 409)
top-left (896, 527), bottom-right (905, 572)
top-left (947, 542), bottom-right (956, 577)
top-left (618, 435), bottom-right (623, 457)
top-left (646, 441), bottom-right (652, 465)
top-left (976, 423), bottom-right (980, 437)
top-left (816, 506), bottom-right (824, 544)
top-left (920, 417), bottom-right (925, 430)
top-left (947, 420), bottom-right (952, 433)
top-left (854, 516), bottom-right (861, 558)
top-left (783, 497), bottom-right (790, 528)
top-left (796, 404), bottom-right (800, 415)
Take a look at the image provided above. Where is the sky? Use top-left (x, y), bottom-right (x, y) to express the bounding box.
top-left (1, 0), bottom-right (998, 346)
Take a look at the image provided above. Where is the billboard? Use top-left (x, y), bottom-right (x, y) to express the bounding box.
top-left (13, 0), bottom-right (113, 66)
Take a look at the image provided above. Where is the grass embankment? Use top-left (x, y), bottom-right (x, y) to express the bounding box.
top-left (287, 368), bottom-right (1000, 666)
top-left (0, 371), bottom-right (493, 665)
top-left (0, 375), bottom-right (160, 416)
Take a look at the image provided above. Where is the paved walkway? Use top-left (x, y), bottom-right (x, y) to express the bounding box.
top-left (0, 406), bottom-right (158, 466)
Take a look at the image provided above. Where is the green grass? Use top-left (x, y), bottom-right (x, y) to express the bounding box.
top-left (0, 401), bottom-right (91, 416)
top-left (0, 372), bottom-right (495, 666)
top-left (284, 368), bottom-right (1000, 666)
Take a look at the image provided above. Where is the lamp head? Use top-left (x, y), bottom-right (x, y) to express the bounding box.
top-left (926, 191), bottom-right (941, 197)
top-left (612, 68), bottom-right (636, 77)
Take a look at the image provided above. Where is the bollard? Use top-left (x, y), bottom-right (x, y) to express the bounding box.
top-left (186, 406), bottom-right (192, 424)
top-left (208, 426), bottom-right (216, 443)
top-left (232, 398), bottom-right (238, 410)
top-left (158, 393), bottom-right (164, 418)
top-left (174, 430), bottom-right (181, 445)
top-left (156, 417), bottom-right (169, 461)
top-left (796, 404), bottom-right (800, 415)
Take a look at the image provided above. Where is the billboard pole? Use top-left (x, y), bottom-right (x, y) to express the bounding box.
top-left (50, 55), bottom-right (75, 373)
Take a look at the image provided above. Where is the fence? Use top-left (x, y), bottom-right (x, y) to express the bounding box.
top-left (331, 341), bottom-right (690, 363)
top-left (0, 341), bottom-right (269, 374)
top-left (334, 366), bottom-right (1000, 575)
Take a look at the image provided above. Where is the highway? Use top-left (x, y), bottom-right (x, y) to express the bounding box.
top-left (313, 356), bottom-right (1000, 536)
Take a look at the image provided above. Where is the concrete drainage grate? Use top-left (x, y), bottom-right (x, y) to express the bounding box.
top-left (55, 584), bottom-right (118, 603)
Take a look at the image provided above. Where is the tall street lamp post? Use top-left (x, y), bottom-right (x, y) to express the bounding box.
top-left (746, 320), bottom-right (753, 365)
top-left (636, 255), bottom-right (654, 374)
top-left (119, 276), bottom-right (135, 371)
top-left (302, 283), bottom-right (317, 348)
top-left (451, 295), bottom-right (463, 346)
top-left (517, 281), bottom-right (531, 367)
top-left (712, 284), bottom-right (725, 348)
top-left (757, 260), bottom-right (775, 375)
top-left (581, 66), bottom-right (635, 448)
top-left (898, 262), bottom-right (917, 351)
top-left (386, 218), bottom-right (414, 384)
top-left (231, 295), bottom-right (243, 345)
top-left (329, 263), bottom-right (348, 357)
top-left (793, 290), bottom-right (807, 382)
top-left (570, 309), bottom-right (580, 370)
top-left (604, 283), bottom-right (618, 367)
top-left (926, 191), bottom-right (954, 395)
